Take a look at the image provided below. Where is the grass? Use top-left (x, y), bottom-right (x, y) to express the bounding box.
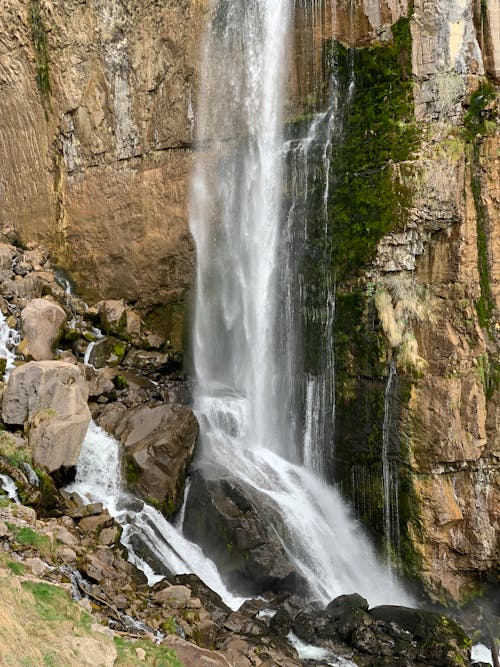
top-left (114, 636), bottom-right (183, 667)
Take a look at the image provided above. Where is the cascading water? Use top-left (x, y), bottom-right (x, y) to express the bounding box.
top-left (382, 361), bottom-right (401, 571)
top-left (189, 1), bottom-right (411, 606)
top-left (67, 421), bottom-right (245, 610)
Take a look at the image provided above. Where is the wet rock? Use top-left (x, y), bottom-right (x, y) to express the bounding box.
top-left (2, 361), bottom-right (91, 473)
top-left (326, 593), bottom-right (369, 620)
top-left (183, 469), bottom-right (307, 597)
top-left (351, 623), bottom-right (379, 654)
top-left (269, 608), bottom-right (292, 637)
top-left (18, 298), bottom-right (66, 361)
top-left (109, 402), bottom-right (198, 516)
top-left (88, 337), bottom-right (127, 368)
top-left (337, 609), bottom-right (374, 642)
top-left (370, 606), bottom-right (471, 667)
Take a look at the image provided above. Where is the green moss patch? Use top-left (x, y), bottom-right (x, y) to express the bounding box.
top-left (325, 17), bottom-right (418, 279)
top-left (29, 0), bottom-right (51, 107)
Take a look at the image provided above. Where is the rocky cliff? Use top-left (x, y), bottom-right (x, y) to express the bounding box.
top-left (0, 0), bottom-right (498, 609)
top-left (0, 0), bottom-right (209, 346)
top-left (300, 0), bottom-right (500, 603)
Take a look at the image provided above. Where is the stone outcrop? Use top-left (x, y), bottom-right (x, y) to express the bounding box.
top-left (183, 470), bottom-right (307, 597)
top-left (99, 402), bottom-right (198, 516)
top-left (2, 361), bottom-right (91, 472)
top-left (0, 0), bottom-right (209, 345)
top-left (18, 298), bottom-right (66, 361)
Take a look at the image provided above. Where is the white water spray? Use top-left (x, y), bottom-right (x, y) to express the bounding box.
top-left (189, 1), bottom-right (411, 606)
top-left (67, 421), bottom-right (245, 610)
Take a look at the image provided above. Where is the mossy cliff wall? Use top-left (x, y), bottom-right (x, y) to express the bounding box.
top-left (303, 1), bottom-right (499, 603)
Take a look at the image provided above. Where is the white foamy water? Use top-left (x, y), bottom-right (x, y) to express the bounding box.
top-left (0, 474), bottom-right (20, 503)
top-left (288, 632), bottom-right (357, 666)
top-left (67, 421), bottom-right (245, 610)
top-left (0, 311), bottom-right (19, 374)
top-left (189, 0), bottom-right (411, 607)
top-left (472, 643), bottom-right (497, 666)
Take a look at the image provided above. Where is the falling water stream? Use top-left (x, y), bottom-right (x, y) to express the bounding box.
top-left (69, 0), bottom-right (412, 618)
top-left (189, 0), bottom-right (411, 606)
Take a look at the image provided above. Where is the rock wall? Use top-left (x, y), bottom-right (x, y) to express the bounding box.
top-left (316, 0), bottom-right (499, 602)
top-left (0, 0), bottom-right (209, 341)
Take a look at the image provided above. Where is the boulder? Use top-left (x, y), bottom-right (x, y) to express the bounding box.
top-left (326, 594), bottom-right (369, 620)
top-left (183, 469), bottom-right (307, 597)
top-left (161, 636), bottom-right (232, 667)
top-left (98, 299), bottom-right (141, 340)
top-left (0, 243), bottom-right (16, 281)
top-left (370, 606), bottom-right (471, 667)
top-left (18, 298), bottom-right (66, 360)
top-left (0, 274), bottom-right (43, 301)
top-left (110, 402), bottom-right (198, 515)
top-left (122, 349), bottom-right (180, 375)
top-left (2, 361), bottom-right (91, 473)
top-left (88, 337), bottom-right (127, 368)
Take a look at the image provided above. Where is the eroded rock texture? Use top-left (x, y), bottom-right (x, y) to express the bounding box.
top-left (0, 0), bottom-right (209, 344)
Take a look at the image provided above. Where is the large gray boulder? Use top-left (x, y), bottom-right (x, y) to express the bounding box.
top-left (101, 402), bottom-right (198, 516)
top-left (2, 361), bottom-right (91, 473)
top-left (18, 298), bottom-right (66, 360)
top-left (183, 469), bottom-right (307, 597)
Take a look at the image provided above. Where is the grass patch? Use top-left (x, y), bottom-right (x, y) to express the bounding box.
top-left (113, 636), bottom-right (183, 667)
top-left (13, 527), bottom-right (52, 555)
top-left (6, 560), bottom-right (25, 575)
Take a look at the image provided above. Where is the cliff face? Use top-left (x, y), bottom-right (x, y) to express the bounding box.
top-left (0, 0), bottom-right (498, 604)
top-left (311, 0), bottom-right (499, 602)
top-left (0, 0), bottom-right (208, 343)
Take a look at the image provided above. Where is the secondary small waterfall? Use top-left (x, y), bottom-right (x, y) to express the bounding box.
top-left (189, 0), bottom-right (411, 605)
top-left (382, 361), bottom-right (401, 571)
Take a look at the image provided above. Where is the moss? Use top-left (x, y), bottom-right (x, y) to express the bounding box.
top-left (321, 17), bottom-right (419, 280)
top-left (125, 458), bottom-right (140, 487)
top-left (113, 373), bottom-right (128, 390)
top-left (160, 616), bottom-right (177, 635)
top-left (28, 0), bottom-right (51, 111)
top-left (13, 527), bottom-right (51, 555)
top-left (464, 81), bottom-right (496, 140)
top-left (113, 636), bottom-right (182, 667)
top-left (6, 560), bottom-right (25, 575)
top-left (112, 342), bottom-right (126, 359)
top-left (144, 302), bottom-right (186, 355)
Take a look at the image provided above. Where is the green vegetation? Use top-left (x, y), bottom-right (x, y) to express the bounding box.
top-left (13, 526), bottom-right (51, 554)
top-left (28, 0), bottom-right (51, 108)
top-left (326, 17), bottom-right (418, 278)
top-left (114, 373), bottom-right (128, 390)
top-left (113, 636), bottom-right (183, 667)
top-left (465, 81), bottom-right (498, 338)
top-left (6, 560), bottom-right (25, 575)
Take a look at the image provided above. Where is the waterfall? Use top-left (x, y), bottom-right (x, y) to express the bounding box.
top-left (382, 361), bottom-right (401, 571)
top-left (67, 421), bottom-right (246, 610)
top-left (189, 1), bottom-right (411, 606)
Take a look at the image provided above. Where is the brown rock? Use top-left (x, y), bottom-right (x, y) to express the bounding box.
top-left (111, 402), bottom-right (198, 515)
top-left (162, 636), bottom-right (232, 667)
top-left (2, 361), bottom-right (91, 473)
top-left (19, 298), bottom-right (66, 361)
